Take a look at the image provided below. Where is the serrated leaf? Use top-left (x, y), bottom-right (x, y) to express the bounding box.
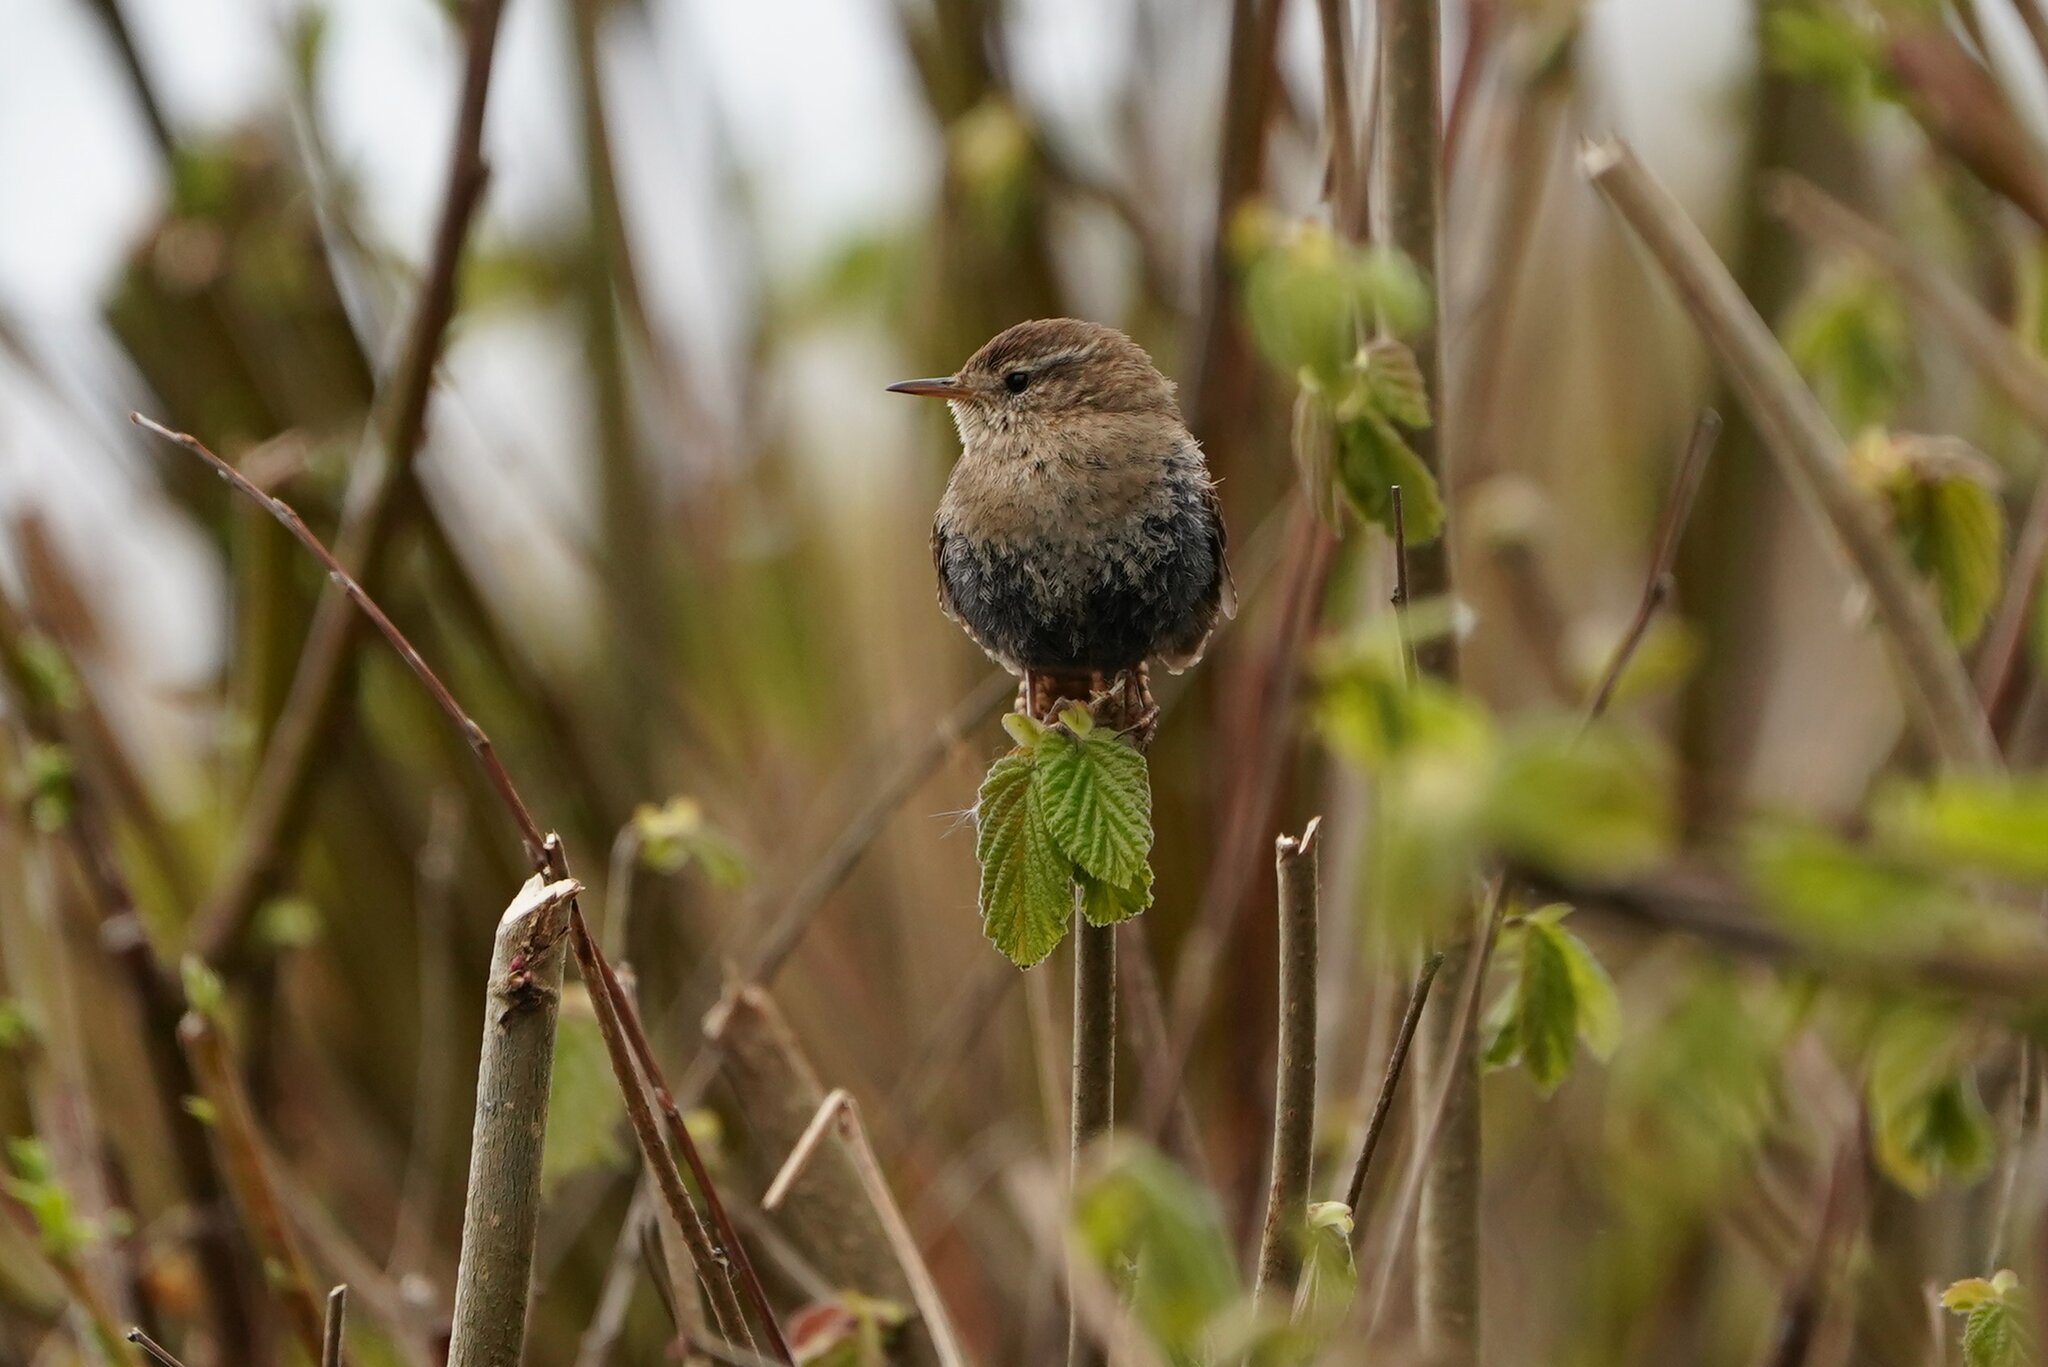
top-left (1874, 776), bottom-right (2048, 883)
top-left (1334, 411), bottom-right (1446, 544)
top-left (1357, 338), bottom-right (1432, 429)
top-left (976, 750), bottom-right (1074, 968)
top-left (1035, 727), bottom-right (1152, 888)
top-left (541, 987), bottom-right (626, 1197)
top-left (1080, 863), bottom-right (1152, 927)
top-left (1962, 1297), bottom-right (2032, 1367)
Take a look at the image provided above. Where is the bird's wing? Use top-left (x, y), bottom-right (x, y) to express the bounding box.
top-left (1205, 478), bottom-right (1237, 620)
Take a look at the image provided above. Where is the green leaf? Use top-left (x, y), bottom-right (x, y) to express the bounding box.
top-left (1485, 912), bottom-right (1619, 1093)
top-left (1290, 1201), bottom-right (1358, 1351)
top-left (1072, 1142), bottom-right (1241, 1363)
top-left (1963, 1298), bottom-right (2033, 1367)
top-left (1553, 920), bottom-right (1622, 1062)
top-left (633, 797), bottom-right (750, 888)
top-left (21, 742), bottom-right (74, 834)
top-left (1356, 338), bottom-right (1432, 429)
top-left (1875, 776), bottom-right (2048, 883)
top-left (976, 750), bottom-right (1074, 968)
top-left (1763, 4), bottom-right (1889, 110)
top-left (1505, 920), bottom-right (1580, 1094)
top-left (1238, 216), bottom-right (1432, 389)
top-left (1334, 411), bottom-right (1446, 544)
top-left (1036, 724), bottom-right (1152, 888)
top-left (1854, 432), bottom-right (2006, 645)
top-left (1785, 266), bottom-right (1910, 429)
top-left (254, 896), bottom-right (322, 950)
top-left (1868, 1009), bottom-right (1994, 1195)
top-left (0, 998), bottom-right (32, 1051)
top-left (1482, 722), bottom-right (1671, 879)
top-left (1080, 864), bottom-right (1152, 927)
top-left (1746, 822), bottom-right (1950, 948)
top-left (1942, 1270), bottom-right (2035, 1367)
top-left (181, 955), bottom-right (226, 1021)
top-left (541, 986), bottom-right (627, 1197)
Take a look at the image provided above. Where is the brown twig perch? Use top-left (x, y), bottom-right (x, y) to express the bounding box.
top-left (445, 874), bottom-right (579, 1367)
top-left (1254, 818), bottom-right (1322, 1306)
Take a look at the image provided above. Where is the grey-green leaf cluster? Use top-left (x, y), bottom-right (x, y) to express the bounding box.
top-left (975, 707), bottom-right (1154, 967)
top-left (1484, 905), bottom-right (1622, 1096)
top-left (1234, 210), bottom-right (1443, 541)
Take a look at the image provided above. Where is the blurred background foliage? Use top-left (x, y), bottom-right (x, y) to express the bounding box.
top-left (6, 0), bottom-right (2048, 1363)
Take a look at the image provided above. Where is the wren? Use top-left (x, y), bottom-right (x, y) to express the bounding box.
top-left (889, 318), bottom-right (1234, 726)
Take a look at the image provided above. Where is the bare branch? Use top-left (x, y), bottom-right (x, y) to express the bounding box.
top-left (1340, 950), bottom-right (1443, 1219)
top-left (445, 875), bottom-right (579, 1367)
top-left (1255, 819), bottom-right (1322, 1306)
top-left (766, 1092), bottom-right (970, 1367)
top-left (1584, 138), bottom-right (1998, 770)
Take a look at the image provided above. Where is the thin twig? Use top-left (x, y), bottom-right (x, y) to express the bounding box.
top-left (1314, 0), bottom-right (1359, 222)
top-left (126, 1330), bottom-right (188, 1367)
top-left (133, 414), bottom-right (547, 861)
top-left (1255, 818), bottom-right (1322, 1307)
top-left (566, 911), bottom-right (754, 1349)
top-left (178, 1007), bottom-right (328, 1363)
top-left (1582, 410), bottom-right (1722, 721)
top-left (445, 875), bottom-right (580, 1367)
top-left (189, 0), bottom-right (510, 958)
top-left (1583, 139), bottom-right (1998, 771)
top-left (766, 1091), bottom-right (971, 1367)
top-left (1341, 951), bottom-right (1443, 1218)
top-left (580, 926), bottom-right (794, 1365)
top-left (323, 1286), bottom-right (348, 1367)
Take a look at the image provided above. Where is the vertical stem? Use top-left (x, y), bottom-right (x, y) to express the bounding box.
top-left (1381, 0), bottom-right (1472, 1339)
top-left (445, 875), bottom-right (577, 1367)
top-left (1378, 0), bottom-right (1455, 681)
top-left (322, 1286), bottom-right (347, 1367)
top-left (1255, 820), bottom-right (1322, 1305)
top-left (1068, 902), bottom-right (1117, 1367)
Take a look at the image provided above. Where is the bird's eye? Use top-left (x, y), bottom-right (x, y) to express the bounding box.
top-left (1003, 369), bottom-right (1031, 394)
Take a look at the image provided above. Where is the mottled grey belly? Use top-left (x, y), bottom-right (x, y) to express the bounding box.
top-left (936, 479), bottom-right (1220, 670)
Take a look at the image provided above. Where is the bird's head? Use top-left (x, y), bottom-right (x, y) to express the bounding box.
top-left (888, 318), bottom-right (1181, 456)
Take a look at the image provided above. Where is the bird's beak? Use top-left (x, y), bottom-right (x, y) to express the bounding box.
top-left (886, 376), bottom-right (964, 399)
